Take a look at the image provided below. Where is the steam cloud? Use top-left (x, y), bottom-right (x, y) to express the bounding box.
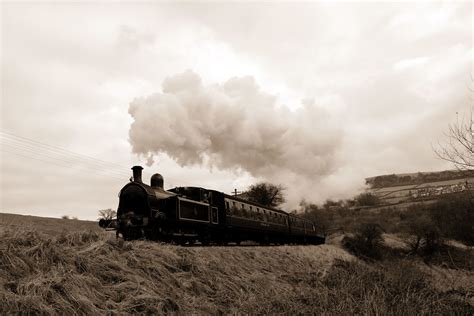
top-left (129, 70), bottom-right (344, 203)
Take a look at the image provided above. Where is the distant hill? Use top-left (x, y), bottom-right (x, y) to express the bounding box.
top-left (365, 170), bottom-right (474, 206)
top-left (366, 170), bottom-right (474, 189)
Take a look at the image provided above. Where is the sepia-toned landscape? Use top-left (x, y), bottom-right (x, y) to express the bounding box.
top-left (1, 1), bottom-right (473, 315)
top-left (1, 183), bottom-right (473, 314)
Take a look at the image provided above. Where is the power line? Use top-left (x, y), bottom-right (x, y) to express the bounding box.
top-left (0, 129), bottom-right (202, 187)
top-left (1, 137), bottom-right (131, 178)
top-left (1, 145), bottom-right (129, 180)
top-left (1, 130), bottom-right (131, 172)
top-left (1, 149), bottom-right (127, 181)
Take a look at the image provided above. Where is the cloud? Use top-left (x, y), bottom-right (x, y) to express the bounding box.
top-left (393, 57), bottom-right (430, 71)
top-left (128, 70), bottom-right (343, 203)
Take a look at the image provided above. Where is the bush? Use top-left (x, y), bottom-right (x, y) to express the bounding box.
top-left (299, 202), bottom-right (333, 233)
top-left (342, 222), bottom-right (384, 260)
top-left (355, 193), bottom-right (380, 206)
top-left (430, 193), bottom-right (473, 246)
top-left (403, 215), bottom-right (443, 255)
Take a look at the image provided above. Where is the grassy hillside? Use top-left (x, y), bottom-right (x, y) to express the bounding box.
top-left (0, 214), bottom-right (472, 314)
top-left (0, 213), bottom-right (100, 236)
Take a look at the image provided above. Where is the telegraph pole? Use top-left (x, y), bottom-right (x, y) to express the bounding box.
top-left (232, 189), bottom-right (241, 196)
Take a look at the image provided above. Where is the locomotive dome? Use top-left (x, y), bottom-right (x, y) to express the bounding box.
top-left (151, 173), bottom-right (164, 189)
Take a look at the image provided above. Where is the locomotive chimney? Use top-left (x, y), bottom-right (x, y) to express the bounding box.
top-left (131, 166), bottom-right (143, 183)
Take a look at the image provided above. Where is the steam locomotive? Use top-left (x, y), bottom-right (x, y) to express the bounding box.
top-left (99, 166), bottom-right (325, 245)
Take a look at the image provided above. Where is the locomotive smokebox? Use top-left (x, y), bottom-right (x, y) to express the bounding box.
top-left (132, 166), bottom-right (143, 183)
top-left (151, 173), bottom-right (164, 189)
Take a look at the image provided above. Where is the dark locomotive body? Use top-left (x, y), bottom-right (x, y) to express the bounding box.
top-left (102, 166), bottom-right (325, 245)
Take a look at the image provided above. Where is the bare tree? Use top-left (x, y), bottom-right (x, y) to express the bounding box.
top-left (243, 182), bottom-right (286, 208)
top-left (434, 100), bottom-right (474, 207)
top-left (98, 208), bottom-right (117, 221)
top-left (434, 109), bottom-right (473, 171)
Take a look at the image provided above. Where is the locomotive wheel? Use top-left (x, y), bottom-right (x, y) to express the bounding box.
top-left (199, 231), bottom-right (211, 246)
top-left (200, 236), bottom-right (210, 246)
top-left (218, 240), bottom-right (228, 246)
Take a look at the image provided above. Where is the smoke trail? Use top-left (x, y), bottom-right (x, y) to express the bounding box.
top-left (129, 70), bottom-right (343, 197)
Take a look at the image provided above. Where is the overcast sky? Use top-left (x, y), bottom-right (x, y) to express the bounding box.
top-left (1, 2), bottom-right (472, 220)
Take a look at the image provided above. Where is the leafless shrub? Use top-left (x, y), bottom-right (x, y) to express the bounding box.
top-left (342, 222), bottom-right (385, 260)
top-left (403, 215), bottom-right (443, 254)
top-left (98, 208), bottom-right (116, 221)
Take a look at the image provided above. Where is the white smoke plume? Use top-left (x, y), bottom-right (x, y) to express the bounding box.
top-left (129, 70), bottom-right (345, 204)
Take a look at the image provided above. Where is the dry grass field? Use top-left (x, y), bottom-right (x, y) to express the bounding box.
top-left (0, 213), bottom-right (472, 314)
top-left (0, 213), bottom-right (100, 236)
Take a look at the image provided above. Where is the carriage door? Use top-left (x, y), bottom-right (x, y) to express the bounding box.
top-left (211, 207), bottom-right (218, 224)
